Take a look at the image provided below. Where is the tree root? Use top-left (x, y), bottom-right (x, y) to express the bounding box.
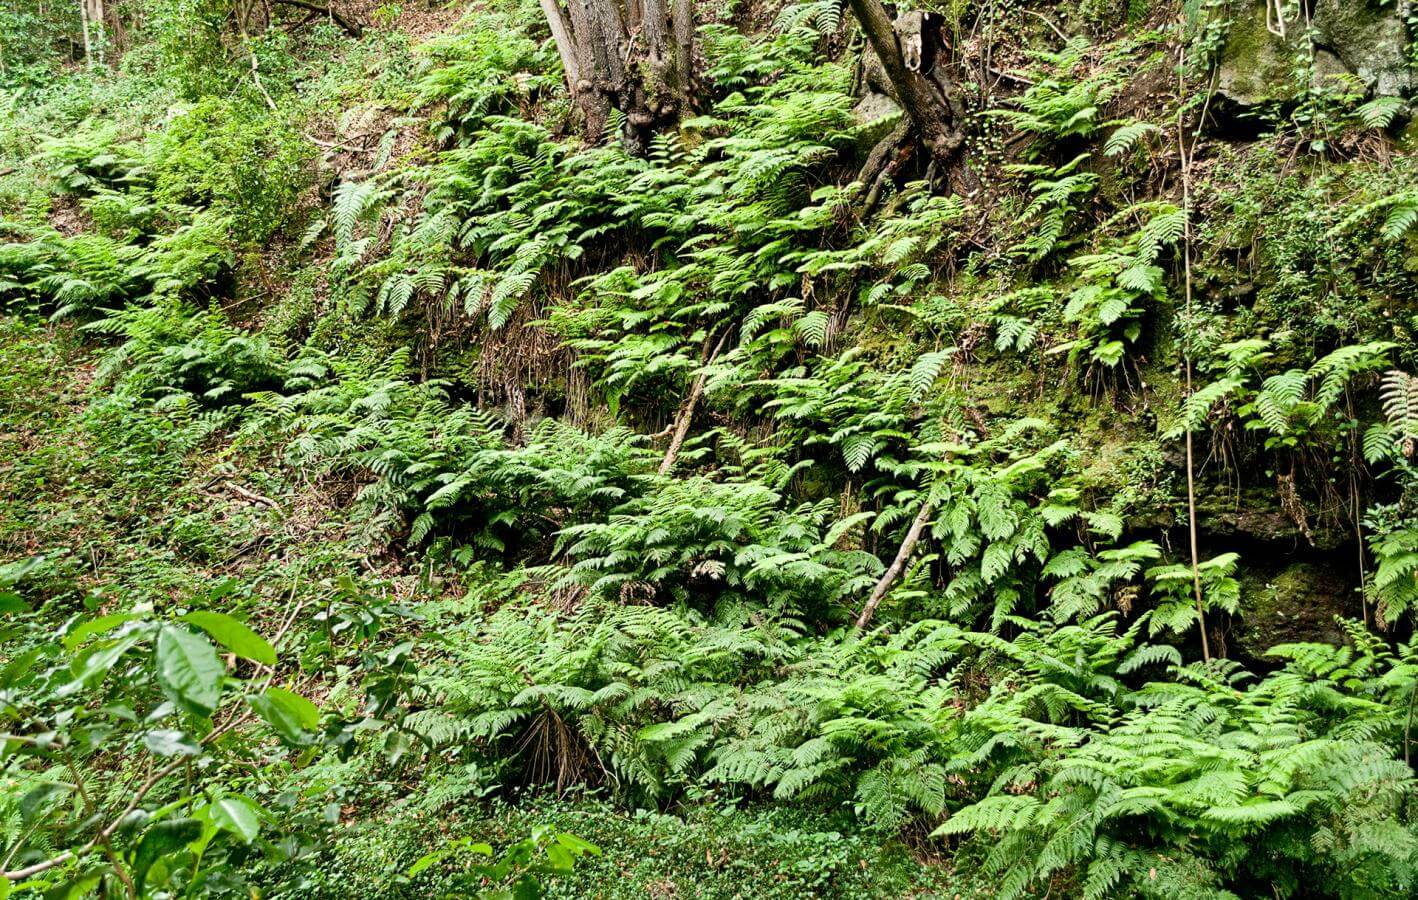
top-left (857, 119), bottom-right (912, 220)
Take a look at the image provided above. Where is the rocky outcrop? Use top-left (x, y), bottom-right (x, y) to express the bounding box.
top-left (1313, 0), bottom-right (1414, 99)
top-left (1214, 1), bottom-right (1413, 114)
top-left (1215, 4), bottom-right (1302, 110)
top-left (1234, 560), bottom-right (1357, 659)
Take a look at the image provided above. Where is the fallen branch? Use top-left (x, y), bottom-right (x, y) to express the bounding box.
top-left (226, 481), bottom-right (281, 511)
top-left (269, 0), bottom-right (362, 37)
top-left (658, 329), bottom-right (731, 476)
top-left (855, 499), bottom-right (936, 630)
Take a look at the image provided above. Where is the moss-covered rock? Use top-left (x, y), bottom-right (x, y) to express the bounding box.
top-left (851, 92), bottom-right (903, 150)
top-left (1215, 1), bottom-right (1413, 117)
top-left (1234, 560), bottom-right (1356, 659)
top-left (1215, 3), bottom-right (1300, 110)
top-left (1313, 0), bottom-right (1414, 98)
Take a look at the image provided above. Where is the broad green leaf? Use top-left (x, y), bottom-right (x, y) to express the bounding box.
top-left (59, 635), bottom-right (140, 697)
top-left (0, 554), bottom-right (48, 588)
top-left (63, 612), bottom-right (141, 650)
top-left (408, 849), bottom-right (451, 876)
top-left (209, 795), bottom-right (261, 844)
top-left (546, 842), bottom-right (574, 871)
top-left (0, 591), bottom-right (28, 614)
top-left (0, 648), bottom-right (41, 689)
top-left (554, 833), bottom-right (600, 856)
top-left (182, 611), bottom-right (276, 666)
top-left (249, 686), bottom-right (320, 744)
top-left (20, 782), bottom-right (69, 824)
top-left (156, 626), bottom-right (224, 717)
top-left (134, 818), bottom-right (203, 893)
top-left (144, 729), bottom-right (200, 757)
top-left (37, 873), bottom-right (97, 900)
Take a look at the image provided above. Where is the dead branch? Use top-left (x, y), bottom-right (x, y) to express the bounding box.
top-left (269, 0), bottom-right (362, 37)
top-left (658, 329), bottom-right (731, 475)
top-left (855, 499), bottom-right (936, 630)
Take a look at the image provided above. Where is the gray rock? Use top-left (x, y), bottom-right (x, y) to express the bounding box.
top-left (1215, 3), bottom-right (1299, 109)
top-left (1214, 1), bottom-right (1413, 113)
top-left (852, 92), bottom-right (904, 148)
top-left (1313, 0), bottom-right (1414, 98)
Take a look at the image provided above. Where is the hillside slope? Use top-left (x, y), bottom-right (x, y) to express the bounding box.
top-left (4, 1), bottom-right (1418, 897)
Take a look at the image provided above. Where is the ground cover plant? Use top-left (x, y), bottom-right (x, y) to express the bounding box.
top-left (4, 0), bottom-right (1418, 896)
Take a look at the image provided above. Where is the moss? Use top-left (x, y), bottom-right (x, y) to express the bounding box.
top-left (1215, 5), bottom-right (1298, 106)
top-left (1234, 560), bottom-right (1356, 659)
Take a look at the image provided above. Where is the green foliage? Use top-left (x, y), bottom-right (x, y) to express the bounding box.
top-left (943, 622), bottom-right (1418, 899)
top-left (1171, 337), bottom-right (1396, 450)
top-left (0, 0), bottom-right (75, 89)
top-left (6, 4), bottom-right (1418, 898)
top-left (148, 98), bottom-right (313, 244)
top-left (408, 826), bottom-right (599, 898)
top-left (37, 123), bottom-right (148, 194)
top-left (411, 16), bottom-right (560, 142)
top-left (0, 575), bottom-right (329, 895)
top-left (558, 475), bottom-right (880, 617)
top-left (987, 38), bottom-right (1126, 153)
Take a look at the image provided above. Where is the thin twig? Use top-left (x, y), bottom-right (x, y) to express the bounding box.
top-left (269, 0), bottom-right (362, 37)
top-left (1177, 38), bottom-right (1210, 662)
top-left (1020, 9), bottom-right (1069, 43)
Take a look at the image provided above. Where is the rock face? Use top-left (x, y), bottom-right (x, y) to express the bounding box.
top-left (1215, 4), bottom-right (1301, 109)
top-left (852, 92), bottom-right (904, 147)
top-left (1215, 1), bottom-right (1413, 112)
top-left (1313, 0), bottom-right (1414, 99)
top-left (1234, 560), bottom-right (1357, 660)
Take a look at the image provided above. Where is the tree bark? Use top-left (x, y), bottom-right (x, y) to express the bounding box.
top-left (641, 0), bottom-right (693, 113)
top-left (539, 0), bottom-right (695, 151)
top-left (80, 0), bottom-right (93, 66)
top-left (540, 0), bottom-right (583, 95)
top-left (669, 0), bottom-right (695, 103)
top-left (845, 0), bottom-right (964, 164)
top-left (559, 0), bottom-right (610, 140)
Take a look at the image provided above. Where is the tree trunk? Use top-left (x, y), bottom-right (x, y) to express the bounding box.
top-left (669, 0), bottom-right (695, 103)
top-left (80, 0), bottom-right (93, 67)
top-left (80, 0), bottom-right (106, 66)
top-left (539, 0), bottom-right (695, 151)
top-left (845, 0), bottom-right (964, 164)
top-left (641, 0), bottom-right (693, 114)
top-left (540, 0), bottom-right (584, 103)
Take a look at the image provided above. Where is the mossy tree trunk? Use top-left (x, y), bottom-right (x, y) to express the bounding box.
top-left (541, 0), bottom-right (696, 153)
top-left (846, 0), bottom-right (965, 165)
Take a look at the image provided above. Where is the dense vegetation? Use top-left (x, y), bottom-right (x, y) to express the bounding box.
top-left (4, 0), bottom-right (1418, 896)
